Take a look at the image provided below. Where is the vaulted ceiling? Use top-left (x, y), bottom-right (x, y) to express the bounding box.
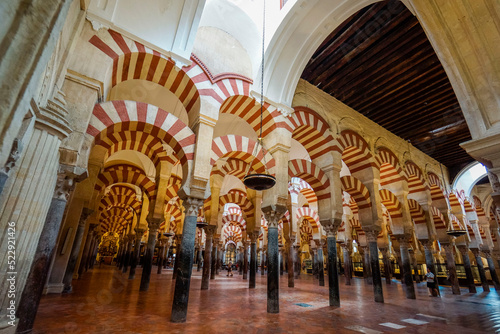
top-left (301, 0), bottom-right (473, 174)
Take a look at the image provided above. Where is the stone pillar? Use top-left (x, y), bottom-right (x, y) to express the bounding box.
top-left (217, 244), bottom-right (223, 274)
top-left (458, 246), bottom-right (477, 293)
top-left (140, 219), bottom-right (161, 291)
top-left (210, 239), bottom-right (218, 280)
top-left (341, 244), bottom-right (351, 285)
top-left (79, 224), bottom-right (97, 276)
top-left (443, 243), bottom-right (461, 295)
top-left (366, 231), bottom-right (384, 303)
top-left (201, 225), bottom-right (215, 290)
top-left (261, 248), bottom-right (266, 276)
top-left (279, 248), bottom-right (284, 276)
top-left (410, 250), bottom-right (420, 283)
top-left (312, 247), bottom-right (319, 279)
top-left (62, 208), bottom-right (93, 293)
top-left (398, 237), bottom-right (416, 299)
top-left (323, 222), bottom-right (340, 307)
top-left (293, 245), bottom-right (300, 279)
top-left (117, 238), bottom-right (125, 269)
top-left (120, 236), bottom-right (131, 274)
top-left (249, 231), bottom-right (259, 288)
top-left (361, 245), bottom-right (373, 285)
top-left (287, 238), bottom-right (295, 287)
top-left (422, 241), bottom-right (440, 291)
top-left (243, 241), bottom-right (249, 280)
top-left (379, 247), bottom-right (391, 285)
top-left (171, 197), bottom-right (204, 323)
top-left (471, 248), bottom-right (490, 292)
top-left (262, 205), bottom-right (287, 314)
top-left (16, 171), bottom-right (77, 333)
top-left (172, 235), bottom-right (182, 280)
top-left (484, 250), bottom-right (500, 291)
top-left (315, 240), bottom-right (325, 287)
top-left (157, 236), bottom-right (167, 274)
top-left (393, 249), bottom-right (404, 284)
top-left (129, 229), bottom-right (144, 280)
top-left (197, 245), bottom-right (202, 272)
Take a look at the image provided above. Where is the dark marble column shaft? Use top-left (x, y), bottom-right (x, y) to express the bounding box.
top-left (129, 232), bottom-right (143, 280)
top-left (380, 248), bottom-right (391, 285)
top-left (485, 252), bottom-right (500, 290)
top-left (17, 196), bottom-right (69, 333)
top-left (197, 246), bottom-right (202, 272)
top-left (341, 245), bottom-right (351, 285)
top-left (243, 242), bottom-right (249, 279)
top-left (78, 226), bottom-right (95, 277)
top-left (362, 246), bottom-right (373, 285)
top-left (267, 227), bottom-right (279, 313)
top-left (171, 198), bottom-right (202, 323)
top-left (458, 246), bottom-right (477, 293)
top-left (423, 243), bottom-right (439, 291)
top-left (368, 238), bottom-right (384, 303)
top-left (210, 242), bottom-right (217, 280)
top-left (201, 226), bottom-right (214, 290)
top-left (443, 244), bottom-right (461, 295)
top-left (399, 239), bottom-right (416, 299)
top-left (140, 221), bottom-right (160, 291)
top-left (472, 249), bottom-right (490, 292)
top-left (249, 237), bottom-right (257, 288)
top-left (287, 241), bottom-right (295, 287)
top-left (327, 235), bottom-right (340, 307)
top-left (317, 245), bottom-right (325, 286)
top-left (62, 209), bottom-right (92, 293)
top-left (172, 236), bottom-right (182, 280)
top-left (157, 242), bottom-right (166, 274)
top-left (261, 250), bottom-right (266, 276)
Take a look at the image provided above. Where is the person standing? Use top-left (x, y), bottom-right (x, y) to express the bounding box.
top-left (227, 262), bottom-right (233, 277)
top-left (425, 268), bottom-right (439, 297)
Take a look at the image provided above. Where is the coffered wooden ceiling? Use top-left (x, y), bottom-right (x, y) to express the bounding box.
top-left (301, 0), bottom-right (473, 173)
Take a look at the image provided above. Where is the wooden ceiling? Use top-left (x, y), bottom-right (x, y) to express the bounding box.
top-left (301, 0), bottom-right (473, 172)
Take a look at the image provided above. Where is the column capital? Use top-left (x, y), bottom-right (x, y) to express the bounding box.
top-left (1, 138), bottom-right (22, 174)
top-left (470, 248), bottom-right (480, 257)
top-left (421, 239), bottom-right (434, 250)
top-left (262, 204), bottom-right (287, 228)
top-left (182, 197), bottom-right (204, 217)
top-left (249, 230), bottom-right (259, 243)
top-left (204, 224), bottom-right (216, 236)
top-left (147, 218), bottom-right (163, 231)
top-left (365, 229), bottom-right (380, 243)
top-left (482, 249), bottom-right (492, 258)
top-left (395, 235), bottom-right (410, 248)
top-left (457, 245), bottom-right (469, 255)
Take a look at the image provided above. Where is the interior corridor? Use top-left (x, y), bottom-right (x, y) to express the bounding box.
top-left (34, 265), bottom-right (500, 334)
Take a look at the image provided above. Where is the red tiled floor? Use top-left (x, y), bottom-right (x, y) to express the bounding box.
top-left (34, 266), bottom-right (500, 333)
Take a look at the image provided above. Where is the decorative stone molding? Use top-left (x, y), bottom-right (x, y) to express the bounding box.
top-left (148, 218), bottom-right (162, 231)
top-left (249, 231), bottom-right (259, 243)
top-left (1, 138), bottom-right (22, 174)
top-left (182, 197), bottom-right (204, 217)
top-left (395, 236), bottom-right (410, 248)
top-left (262, 204), bottom-right (287, 229)
top-left (204, 225), bottom-right (216, 237)
top-left (32, 91), bottom-right (72, 140)
top-left (365, 229), bottom-right (381, 243)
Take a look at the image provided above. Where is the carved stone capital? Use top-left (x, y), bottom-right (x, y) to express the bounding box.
top-left (182, 197), bottom-right (204, 217)
top-left (482, 250), bottom-right (492, 258)
top-left (249, 231), bottom-right (259, 243)
top-left (365, 229), bottom-right (380, 243)
top-left (470, 248), bottom-right (480, 257)
top-left (262, 204), bottom-right (287, 228)
top-left (204, 225), bottom-right (216, 237)
top-left (148, 218), bottom-right (163, 231)
top-left (395, 236), bottom-right (410, 248)
top-left (457, 245), bottom-right (469, 255)
top-left (78, 208), bottom-right (94, 227)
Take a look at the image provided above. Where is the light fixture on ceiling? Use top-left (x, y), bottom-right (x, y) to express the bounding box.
top-left (243, 0), bottom-right (276, 191)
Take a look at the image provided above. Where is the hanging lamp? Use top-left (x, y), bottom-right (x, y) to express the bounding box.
top-left (243, 0), bottom-right (276, 191)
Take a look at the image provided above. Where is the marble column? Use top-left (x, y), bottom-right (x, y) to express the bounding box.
top-left (471, 248), bottom-right (490, 292)
top-left (484, 250), bottom-right (500, 291)
top-left (361, 246), bottom-right (373, 285)
top-left (197, 245), bottom-right (202, 272)
top-left (262, 205), bottom-right (286, 314)
top-left (129, 230), bottom-right (144, 280)
top-left (172, 235), bottom-right (182, 280)
top-left (324, 223), bottom-right (340, 307)
top-left (249, 231), bottom-right (258, 288)
top-left (120, 237), bottom-right (131, 274)
top-left (422, 241), bottom-right (440, 291)
top-left (458, 246), bottom-right (477, 293)
top-left (62, 208), bottom-right (93, 293)
top-left (287, 238), bottom-right (295, 287)
top-left (210, 240), bottom-right (218, 280)
top-left (279, 248), bottom-right (284, 276)
top-left (394, 249), bottom-right (404, 284)
top-left (443, 243), bottom-right (461, 295)
top-left (140, 219), bottom-right (161, 291)
top-left (201, 225), bottom-right (215, 290)
top-left (16, 171), bottom-right (77, 333)
top-left (379, 247), bottom-right (392, 285)
top-left (294, 245), bottom-right (301, 279)
top-left (0, 138), bottom-right (22, 195)
top-left (398, 237), bottom-right (416, 299)
top-left (79, 224), bottom-right (97, 277)
top-left (410, 250), bottom-right (420, 283)
top-left (312, 247), bottom-right (319, 279)
top-left (261, 248), bottom-right (266, 276)
top-left (316, 240), bottom-right (325, 287)
top-left (157, 237), bottom-right (167, 274)
top-left (367, 231), bottom-right (384, 303)
top-left (341, 244), bottom-right (351, 285)
top-left (243, 241), bottom-right (249, 280)
top-left (238, 248), bottom-right (243, 275)
top-left (171, 197), bottom-right (204, 323)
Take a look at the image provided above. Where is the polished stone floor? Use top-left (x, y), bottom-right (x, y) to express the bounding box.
top-left (34, 265), bottom-right (500, 333)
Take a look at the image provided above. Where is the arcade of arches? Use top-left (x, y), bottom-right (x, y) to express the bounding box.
top-left (1, 0), bottom-right (500, 333)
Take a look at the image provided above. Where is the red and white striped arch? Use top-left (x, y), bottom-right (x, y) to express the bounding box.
top-left (448, 191), bottom-right (465, 213)
top-left (99, 185), bottom-right (141, 213)
top-left (89, 30), bottom-right (200, 116)
top-left (296, 207), bottom-right (320, 233)
top-left (87, 101), bottom-right (195, 181)
top-left (300, 222), bottom-right (313, 243)
top-left (337, 130), bottom-right (375, 174)
top-left (340, 176), bottom-right (371, 210)
top-left (210, 135), bottom-right (276, 175)
top-left (405, 161), bottom-right (427, 194)
top-left (430, 206), bottom-right (447, 230)
top-left (379, 189), bottom-right (403, 219)
top-left (95, 164), bottom-right (156, 200)
top-left (288, 159), bottom-right (330, 200)
top-left (211, 158), bottom-right (249, 181)
top-left (375, 147), bottom-right (405, 187)
top-left (427, 172), bottom-right (446, 203)
top-left (219, 95), bottom-right (278, 138)
top-left (165, 175), bottom-right (182, 202)
top-left (225, 206), bottom-right (243, 216)
top-left (472, 196), bottom-right (486, 218)
top-left (407, 199), bottom-right (427, 226)
top-left (223, 225), bottom-right (243, 244)
top-left (99, 207), bottom-right (133, 222)
top-left (222, 214), bottom-right (246, 231)
top-left (219, 190), bottom-right (254, 221)
top-left (287, 106), bottom-right (335, 160)
top-left (100, 215), bottom-right (129, 233)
